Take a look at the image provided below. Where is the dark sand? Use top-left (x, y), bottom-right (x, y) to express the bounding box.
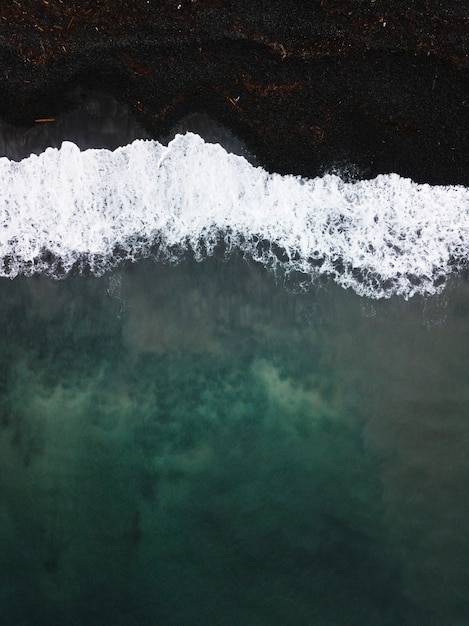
top-left (0, 0), bottom-right (467, 183)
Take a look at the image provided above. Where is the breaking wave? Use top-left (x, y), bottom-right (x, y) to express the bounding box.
top-left (0, 133), bottom-right (468, 298)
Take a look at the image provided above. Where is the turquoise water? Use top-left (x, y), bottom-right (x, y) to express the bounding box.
top-left (1, 256), bottom-right (468, 625)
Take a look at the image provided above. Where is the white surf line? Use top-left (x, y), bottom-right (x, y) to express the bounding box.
top-left (0, 133), bottom-right (468, 298)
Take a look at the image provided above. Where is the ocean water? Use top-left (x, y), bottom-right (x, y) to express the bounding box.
top-left (1, 125), bottom-right (469, 625)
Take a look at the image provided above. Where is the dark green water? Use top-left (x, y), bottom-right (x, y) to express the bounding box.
top-left (1, 257), bottom-right (468, 625)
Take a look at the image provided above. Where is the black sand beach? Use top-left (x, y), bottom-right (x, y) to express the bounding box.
top-left (0, 0), bottom-right (468, 183)
top-left (1, 4), bottom-right (468, 626)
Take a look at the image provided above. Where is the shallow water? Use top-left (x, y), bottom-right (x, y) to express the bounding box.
top-left (1, 257), bottom-right (468, 625)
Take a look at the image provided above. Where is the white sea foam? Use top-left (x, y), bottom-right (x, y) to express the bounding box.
top-left (0, 133), bottom-right (468, 298)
